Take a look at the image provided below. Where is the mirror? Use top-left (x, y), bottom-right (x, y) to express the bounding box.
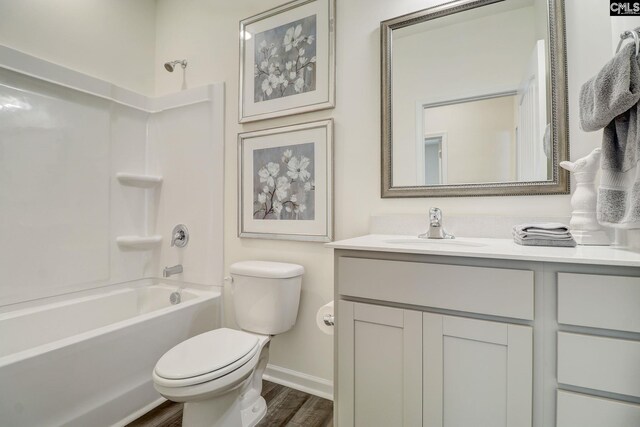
top-left (381, 0), bottom-right (568, 197)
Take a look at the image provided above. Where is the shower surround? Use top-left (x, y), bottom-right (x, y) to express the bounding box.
top-left (0, 45), bottom-right (224, 424)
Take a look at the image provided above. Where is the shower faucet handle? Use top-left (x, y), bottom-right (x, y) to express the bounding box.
top-left (170, 224), bottom-right (189, 248)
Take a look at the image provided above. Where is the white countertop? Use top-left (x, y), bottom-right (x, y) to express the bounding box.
top-left (326, 234), bottom-right (640, 267)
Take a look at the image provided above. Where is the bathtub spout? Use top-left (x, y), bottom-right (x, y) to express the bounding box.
top-left (163, 264), bottom-right (183, 278)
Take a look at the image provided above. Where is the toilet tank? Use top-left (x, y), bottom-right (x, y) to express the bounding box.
top-left (229, 261), bottom-right (304, 335)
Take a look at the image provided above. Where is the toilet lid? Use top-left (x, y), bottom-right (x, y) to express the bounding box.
top-left (154, 328), bottom-right (259, 380)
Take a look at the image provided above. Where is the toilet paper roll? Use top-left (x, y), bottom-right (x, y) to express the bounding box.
top-left (316, 301), bottom-right (334, 335)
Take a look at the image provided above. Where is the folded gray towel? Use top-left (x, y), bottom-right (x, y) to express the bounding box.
top-left (579, 42), bottom-right (640, 228)
top-left (513, 223), bottom-right (572, 238)
top-left (514, 235), bottom-right (577, 248)
top-left (517, 231), bottom-right (574, 240)
top-left (512, 223), bottom-right (575, 247)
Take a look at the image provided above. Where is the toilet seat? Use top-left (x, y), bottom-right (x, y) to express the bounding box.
top-left (153, 328), bottom-right (260, 388)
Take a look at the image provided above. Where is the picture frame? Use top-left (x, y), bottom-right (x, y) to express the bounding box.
top-left (239, 0), bottom-right (336, 123)
top-left (238, 119), bottom-right (334, 242)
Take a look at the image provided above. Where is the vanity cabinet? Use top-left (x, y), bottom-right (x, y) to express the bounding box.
top-left (330, 241), bottom-right (640, 427)
top-left (338, 301), bottom-right (533, 427)
top-left (336, 256), bottom-right (534, 427)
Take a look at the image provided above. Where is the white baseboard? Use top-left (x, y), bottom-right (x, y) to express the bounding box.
top-left (263, 364), bottom-right (333, 401)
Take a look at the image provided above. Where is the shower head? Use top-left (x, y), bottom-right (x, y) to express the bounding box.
top-left (164, 59), bottom-right (187, 72)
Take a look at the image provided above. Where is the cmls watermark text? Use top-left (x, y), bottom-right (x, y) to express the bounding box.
top-left (611, 1), bottom-right (640, 15)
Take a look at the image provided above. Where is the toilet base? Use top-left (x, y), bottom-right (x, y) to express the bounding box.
top-left (183, 388), bottom-right (243, 427)
top-left (240, 396), bottom-right (267, 427)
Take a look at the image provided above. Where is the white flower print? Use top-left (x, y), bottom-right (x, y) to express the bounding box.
top-left (254, 16), bottom-right (317, 102)
top-left (269, 74), bottom-right (279, 88)
top-left (258, 167), bottom-right (270, 183)
top-left (276, 186), bottom-right (288, 201)
top-left (261, 78), bottom-right (272, 96)
top-left (276, 176), bottom-right (291, 190)
top-left (275, 175), bottom-right (290, 201)
top-left (253, 144), bottom-right (314, 220)
top-left (287, 156), bottom-right (311, 181)
top-left (284, 27), bottom-right (295, 52)
top-left (281, 149), bottom-right (293, 163)
top-left (258, 162), bottom-right (280, 187)
top-left (267, 161), bottom-right (280, 177)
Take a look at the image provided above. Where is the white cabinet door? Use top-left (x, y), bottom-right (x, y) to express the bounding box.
top-left (423, 313), bottom-right (533, 427)
top-left (338, 301), bottom-right (422, 427)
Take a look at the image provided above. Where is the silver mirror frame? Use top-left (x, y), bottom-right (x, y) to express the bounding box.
top-left (381, 0), bottom-right (569, 198)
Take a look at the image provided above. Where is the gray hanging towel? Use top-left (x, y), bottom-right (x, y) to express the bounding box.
top-left (580, 42), bottom-right (640, 228)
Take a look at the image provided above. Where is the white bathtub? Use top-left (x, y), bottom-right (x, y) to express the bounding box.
top-left (0, 280), bottom-right (221, 427)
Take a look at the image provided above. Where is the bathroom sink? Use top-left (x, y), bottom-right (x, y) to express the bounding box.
top-left (383, 238), bottom-right (487, 248)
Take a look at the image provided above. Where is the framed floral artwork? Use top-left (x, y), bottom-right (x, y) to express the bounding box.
top-left (239, 0), bottom-right (335, 123)
top-left (238, 119), bottom-right (333, 241)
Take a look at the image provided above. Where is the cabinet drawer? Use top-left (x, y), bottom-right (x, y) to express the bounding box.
top-left (558, 272), bottom-right (640, 333)
top-left (557, 390), bottom-right (640, 427)
top-left (338, 257), bottom-right (534, 320)
top-left (558, 332), bottom-right (640, 397)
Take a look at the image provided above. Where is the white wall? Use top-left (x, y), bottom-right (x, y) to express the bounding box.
top-left (0, 0), bottom-right (157, 95)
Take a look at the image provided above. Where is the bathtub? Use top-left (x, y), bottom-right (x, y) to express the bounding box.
top-left (0, 279), bottom-right (221, 427)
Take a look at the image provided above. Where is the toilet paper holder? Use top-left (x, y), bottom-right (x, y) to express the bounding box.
top-left (323, 314), bottom-right (335, 327)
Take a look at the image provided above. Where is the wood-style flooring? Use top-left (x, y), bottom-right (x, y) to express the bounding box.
top-left (127, 381), bottom-right (333, 427)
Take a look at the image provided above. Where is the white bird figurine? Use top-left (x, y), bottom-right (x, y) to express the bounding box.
top-left (560, 148), bottom-right (610, 245)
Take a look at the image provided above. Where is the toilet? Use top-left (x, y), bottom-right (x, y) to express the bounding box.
top-left (152, 261), bottom-right (304, 427)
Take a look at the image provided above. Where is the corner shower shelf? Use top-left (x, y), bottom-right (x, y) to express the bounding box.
top-left (116, 235), bottom-right (162, 250)
top-left (116, 173), bottom-right (163, 188)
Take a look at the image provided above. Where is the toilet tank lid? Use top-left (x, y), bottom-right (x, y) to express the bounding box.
top-left (230, 261), bottom-right (304, 279)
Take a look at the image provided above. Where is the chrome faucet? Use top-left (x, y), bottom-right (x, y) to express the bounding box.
top-left (163, 264), bottom-right (183, 278)
top-left (419, 207), bottom-right (454, 239)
